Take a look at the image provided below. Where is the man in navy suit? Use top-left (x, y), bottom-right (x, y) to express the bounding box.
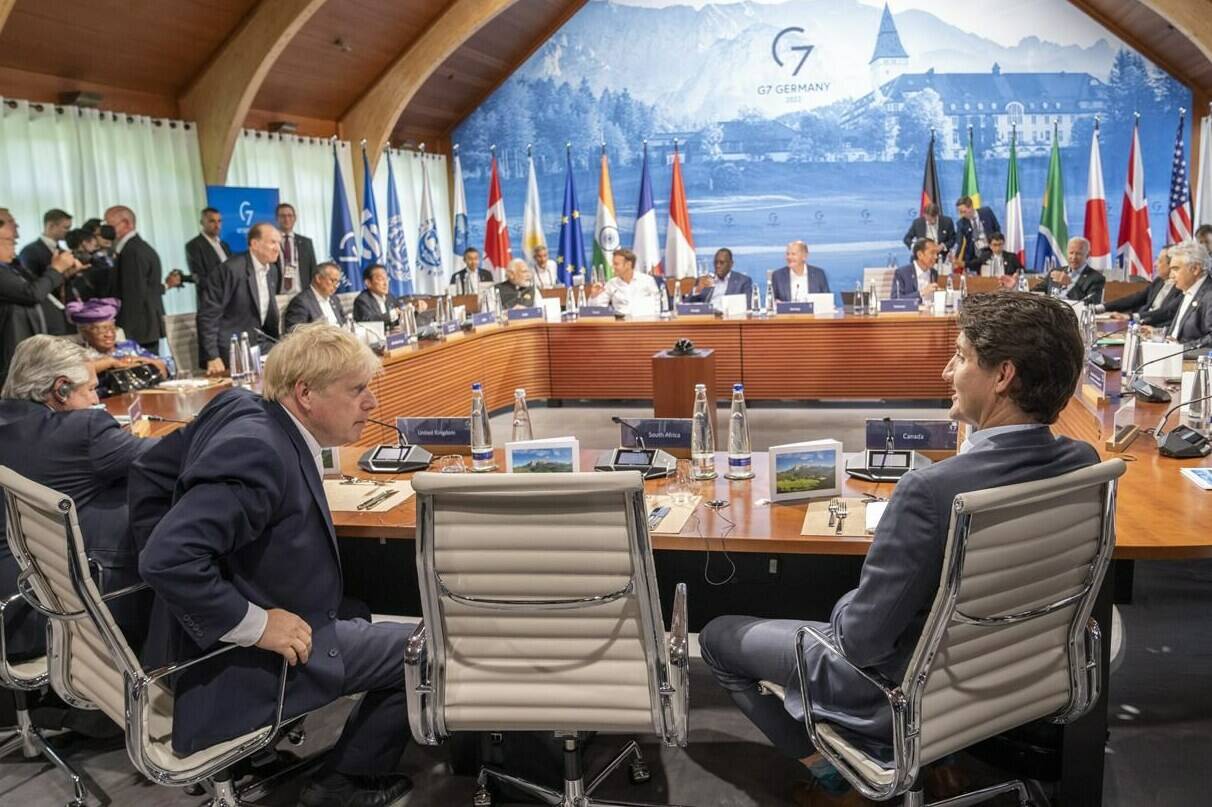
top-left (955, 196), bottom-right (1000, 264)
top-left (103, 205), bottom-right (169, 351)
top-left (197, 223), bottom-right (282, 377)
top-left (173, 207), bottom-right (231, 290)
top-left (1096, 246), bottom-right (1180, 326)
top-left (1032, 237), bottom-right (1106, 303)
top-left (283, 262), bottom-right (347, 332)
top-left (133, 323), bottom-right (415, 806)
top-left (1, 336), bottom-right (156, 661)
top-left (18, 208), bottom-right (73, 335)
top-left (902, 203), bottom-right (956, 255)
top-left (892, 238), bottom-right (941, 302)
top-left (699, 293), bottom-right (1096, 805)
top-left (275, 203), bottom-right (319, 294)
top-left (687, 248), bottom-right (753, 305)
top-left (771, 241), bottom-right (829, 302)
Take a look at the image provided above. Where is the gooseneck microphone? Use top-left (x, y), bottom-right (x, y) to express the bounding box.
top-left (367, 416), bottom-right (409, 447)
top-left (611, 416), bottom-right (647, 449)
top-left (1126, 346), bottom-right (1188, 403)
top-left (1153, 393), bottom-right (1212, 459)
top-left (254, 328), bottom-right (280, 344)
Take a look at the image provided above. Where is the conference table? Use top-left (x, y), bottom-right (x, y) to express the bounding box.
top-left (109, 310), bottom-right (1211, 807)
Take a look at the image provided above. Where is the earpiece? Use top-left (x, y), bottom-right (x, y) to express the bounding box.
top-left (54, 380), bottom-right (72, 403)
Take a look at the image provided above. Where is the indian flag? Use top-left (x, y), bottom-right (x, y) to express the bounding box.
top-left (592, 148), bottom-right (619, 280)
top-left (1004, 129), bottom-right (1025, 265)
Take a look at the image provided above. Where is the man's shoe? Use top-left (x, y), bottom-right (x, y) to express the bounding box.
top-left (298, 771), bottom-right (413, 807)
top-left (923, 761), bottom-right (970, 800)
top-left (790, 779), bottom-right (879, 807)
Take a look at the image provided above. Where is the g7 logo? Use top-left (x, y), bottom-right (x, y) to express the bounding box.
top-left (238, 201), bottom-right (254, 227)
top-left (772, 27), bottom-right (814, 77)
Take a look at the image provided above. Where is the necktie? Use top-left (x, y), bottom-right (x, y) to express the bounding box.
top-left (283, 235), bottom-right (294, 266)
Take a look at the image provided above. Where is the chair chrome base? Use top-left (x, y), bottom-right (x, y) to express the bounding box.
top-left (902, 778), bottom-right (1037, 807)
top-left (0, 695), bottom-right (90, 806)
top-left (474, 737), bottom-right (689, 807)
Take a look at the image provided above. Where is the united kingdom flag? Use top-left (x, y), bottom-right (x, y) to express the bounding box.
top-left (1168, 112), bottom-right (1193, 244)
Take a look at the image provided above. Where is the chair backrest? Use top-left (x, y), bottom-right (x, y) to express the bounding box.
top-left (163, 313), bottom-right (196, 374)
top-left (905, 458), bottom-right (1124, 766)
top-left (410, 471), bottom-right (678, 740)
top-left (0, 466), bottom-right (137, 725)
top-left (862, 267), bottom-right (895, 300)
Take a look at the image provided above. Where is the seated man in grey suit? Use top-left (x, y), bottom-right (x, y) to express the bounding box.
top-left (772, 241), bottom-right (829, 301)
top-left (891, 238), bottom-right (940, 302)
top-left (699, 293), bottom-right (1096, 806)
top-left (283, 261), bottom-right (346, 332)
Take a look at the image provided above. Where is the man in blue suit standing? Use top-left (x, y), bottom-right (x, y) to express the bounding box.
top-left (892, 238), bottom-right (941, 302)
top-left (955, 196), bottom-right (1000, 265)
top-left (771, 241), bottom-right (829, 301)
top-left (687, 248), bottom-right (752, 305)
top-left (698, 293), bottom-right (1096, 806)
top-left (133, 323), bottom-right (414, 807)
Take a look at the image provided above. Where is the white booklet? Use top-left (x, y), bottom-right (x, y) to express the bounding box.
top-left (1179, 467), bottom-right (1212, 490)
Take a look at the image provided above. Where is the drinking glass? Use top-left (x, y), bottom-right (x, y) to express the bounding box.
top-left (435, 454), bottom-right (467, 473)
top-left (668, 459), bottom-right (695, 506)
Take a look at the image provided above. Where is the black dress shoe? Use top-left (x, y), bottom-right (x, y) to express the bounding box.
top-left (298, 772), bottom-right (413, 807)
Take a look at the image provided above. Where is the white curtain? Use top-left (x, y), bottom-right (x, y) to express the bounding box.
top-left (370, 148), bottom-right (453, 294)
top-left (0, 98), bottom-right (206, 315)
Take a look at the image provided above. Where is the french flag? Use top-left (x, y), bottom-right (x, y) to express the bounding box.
top-left (633, 143), bottom-right (661, 276)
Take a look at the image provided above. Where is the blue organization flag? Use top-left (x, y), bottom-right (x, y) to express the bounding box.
top-left (555, 149), bottom-right (588, 286)
top-left (384, 151), bottom-right (413, 296)
top-left (358, 144), bottom-right (381, 286)
top-left (330, 142), bottom-right (359, 291)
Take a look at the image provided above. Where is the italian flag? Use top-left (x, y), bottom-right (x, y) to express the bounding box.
top-left (592, 149), bottom-right (618, 279)
top-left (1004, 130), bottom-right (1025, 265)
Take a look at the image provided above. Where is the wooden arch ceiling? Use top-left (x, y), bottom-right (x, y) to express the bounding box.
top-left (0, 1), bottom-right (1207, 182)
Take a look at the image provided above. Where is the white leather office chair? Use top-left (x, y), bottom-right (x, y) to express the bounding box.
top-left (788, 458), bottom-right (1125, 806)
top-left (863, 267), bottom-right (896, 300)
top-left (406, 471), bottom-right (690, 807)
top-left (0, 466), bottom-right (301, 807)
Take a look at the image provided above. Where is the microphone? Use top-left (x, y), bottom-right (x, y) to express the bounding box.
top-left (254, 328), bottom-right (279, 344)
top-left (367, 416), bottom-right (408, 447)
top-left (611, 416), bottom-right (647, 449)
top-left (1153, 393), bottom-right (1212, 458)
top-left (145, 414), bottom-right (191, 424)
top-left (1126, 346), bottom-right (1188, 403)
top-left (1086, 319), bottom-right (1131, 370)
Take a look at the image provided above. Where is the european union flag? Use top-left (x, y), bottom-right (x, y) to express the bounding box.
top-left (329, 142), bottom-right (359, 291)
top-left (555, 149), bottom-right (588, 286)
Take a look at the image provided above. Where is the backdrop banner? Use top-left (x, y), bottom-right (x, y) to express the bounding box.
top-left (205, 185), bottom-right (280, 250)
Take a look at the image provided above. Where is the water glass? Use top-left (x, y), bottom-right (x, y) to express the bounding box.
top-left (435, 454), bottom-right (467, 473)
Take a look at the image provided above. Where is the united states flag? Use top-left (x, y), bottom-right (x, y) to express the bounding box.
top-left (1169, 112), bottom-right (1193, 244)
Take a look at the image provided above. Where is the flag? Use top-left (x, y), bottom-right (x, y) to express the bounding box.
top-left (1168, 111), bottom-right (1193, 244)
top-left (384, 149), bottom-right (412, 297)
top-left (451, 146), bottom-right (469, 267)
top-left (1034, 126), bottom-right (1068, 269)
top-left (1084, 123), bottom-right (1111, 271)
top-left (1196, 114), bottom-right (1212, 228)
top-left (555, 147), bottom-right (589, 286)
top-left (329, 142), bottom-right (359, 291)
top-left (960, 128), bottom-right (981, 209)
top-left (1117, 119), bottom-right (1154, 278)
top-left (919, 131), bottom-right (941, 214)
top-left (522, 150), bottom-right (546, 263)
top-left (357, 144), bottom-right (380, 288)
top-left (416, 152), bottom-right (444, 293)
top-left (664, 141), bottom-right (696, 279)
top-left (592, 148), bottom-right (619, 280)
top-left (633, 143), bottom-right (661, 275)
top-left (1003, 128), bottom-right (1026, 265)
top-left (483, 152), bottom-right (512, 279)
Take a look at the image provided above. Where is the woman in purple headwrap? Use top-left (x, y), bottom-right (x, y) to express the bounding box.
top-left (66, 297), bottom-right (173, 379)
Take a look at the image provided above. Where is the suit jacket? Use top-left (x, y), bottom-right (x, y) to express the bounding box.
top-left (686, 270), bottom-right (754, 303)
top-left (771, 265), bottom-right (829, 301)
top-left (965, 248), bottom-right (1023, 276)
top-left (891, 263), bottom-right (937, 301)
top-left (0, 260), bottom-right (64, 388)
top-left (18, 239), bottom-right (71, 335)
top-left (110, 234), bottom-right (166, 344)
top-left (282, 287), bottom-right (346, 332)
top-left (1103, 277), bottom-right (1182, 326)
top-left (1166, 280), bottom-right (1212, 350)
top-left (902, 216), bottom-right (957, 253)
top-left (449, 267), bottom-right (496, 295)
top-left (183, 234), bottom-right (231, 289)
top-left (353, 289), bottom-right (400, 328)
top-left (133, 389), bottom-right (347, 753)
top-left (789, 427), bottom-right (1098, 745)
top-left (0, 402), bottom-right (156, 659)
top-left (1034, 265), bottom-right (1106, 303)
top-left (197, 252), bottom-right (281, 362)
top-left (275, 232), bottom-right (318, 291)
top-left (496, 280), bottom-right (539, 309)
top-left (955, 207), bottom-right (1001, 262)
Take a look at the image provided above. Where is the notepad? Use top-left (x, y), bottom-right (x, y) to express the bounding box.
top-left (865, 501), bottom-right (889, 533)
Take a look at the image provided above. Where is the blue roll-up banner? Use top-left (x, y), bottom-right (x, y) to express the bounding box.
top-left (205, 186), bottom-right (280, 250)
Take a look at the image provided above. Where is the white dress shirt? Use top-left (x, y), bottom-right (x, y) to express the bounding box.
top-left (251, 254), bottom-right (272, 325)
top-left (1150, 279), bottom-right (1177, 312)
top-left (203, 232), bottom-right (227, 262)
top-left (914, 262), bottom-right (934, 294)
top-left (313, 287), bottom-right (339, 325)
top-left (590, 273), bottom-right (663, 315)
top-left (532, 259), bottom-right (558, 289)
top-left (114, 230), bottom-right (137, 255)
top-left (789, 268), bottom-right (809, 302)
top-left (372, 291), bottom-right (398, 325)
top-left (925, 221), bottom-right (938, 242)
top-left (1169, 274), bottom-right (1207, 340)
top-left (959, 423), bottom-right (1047, 455)
top-left (40, 234), bottom-right (58, 252)
top-left (219, 404), bottom-right (325, 646)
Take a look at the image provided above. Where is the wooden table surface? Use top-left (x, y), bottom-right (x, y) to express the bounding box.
top-left (107, 315), bottom-right (1212, 560)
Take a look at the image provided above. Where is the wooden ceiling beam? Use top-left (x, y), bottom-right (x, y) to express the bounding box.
top-left (1067, 0), bottom-right (1201, 91)
top-left (340, 0), bottom-right (519, 200)
top-left (179, 0), bottom-right (329, 184)
top-left (1139, 0), bottom-right (1212, 78)
top-left (0, 0), bottom-right (16, 36)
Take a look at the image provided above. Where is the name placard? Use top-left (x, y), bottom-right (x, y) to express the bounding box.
top-left (385, 332), bottom-right (412, 352)
top-left (776, 301), bottom-right (814, 315)
top-left (576, 306), bottom-right (615, 317)
top-left (880, 299), bottom-right (918, 313)
top-left (1086, 362), bottom-right (1107, 396)
top-left (864, 419), bottom-right (959, 451)
top-left (507, 306), bottom-right (544, 321)
top-left (676, 303), bottom-right (714, 316)
top-left (396, 417), bottom-right (472, 446)
top-left (618, 418), bottom-right (694, 449)
top-left (127, 398), bottom-right (150, 437)
top-left (470, 311), bottom-right (497, 327)
top-left (440, 320), bottom-right (463, 336)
